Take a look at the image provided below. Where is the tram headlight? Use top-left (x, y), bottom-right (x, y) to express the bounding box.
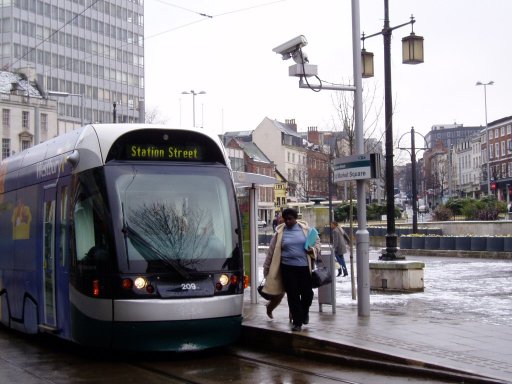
top-left (218, 274), bottom-right (229, 286)
top-left (134, 277), bottom-right (148, 289)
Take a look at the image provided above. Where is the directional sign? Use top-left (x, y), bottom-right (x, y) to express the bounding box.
top-left (333, 154), bottom-right (372, 182)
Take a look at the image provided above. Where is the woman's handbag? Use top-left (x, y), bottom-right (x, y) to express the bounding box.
top-left (257, 279), bottom-right (274, 300)
top-left (311, 266), bottom-right (332, 288)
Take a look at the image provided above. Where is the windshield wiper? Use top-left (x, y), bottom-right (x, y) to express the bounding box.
top-left (122, 223), bottom-right (192, 280)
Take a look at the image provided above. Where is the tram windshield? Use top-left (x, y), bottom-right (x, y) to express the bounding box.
top-left (108, 164), bottom-right (240, 274)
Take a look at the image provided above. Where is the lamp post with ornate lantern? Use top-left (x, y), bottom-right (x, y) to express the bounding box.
top-left (361, 1), bottom-right (424, 260)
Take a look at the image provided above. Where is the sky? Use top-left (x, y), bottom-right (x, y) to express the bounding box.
top-left (144, 0), bottom-right (512, 161)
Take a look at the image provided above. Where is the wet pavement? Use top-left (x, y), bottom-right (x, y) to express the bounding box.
top-left (242, 246), bottom-right (512, 383)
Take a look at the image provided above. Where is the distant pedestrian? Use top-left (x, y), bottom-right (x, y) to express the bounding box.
top-left (272, 213), bottom-right (280, 232)
top-left (330, 221), bottom-right (349, 277)
top-left (262, 208), bottom-right (321, 331)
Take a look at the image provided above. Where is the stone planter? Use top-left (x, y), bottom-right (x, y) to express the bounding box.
top-left (504, 238), bottom-right (512, 252)
top-left (424, 236), bottom-right (440, 250)
top-left (439, 237), bottom-right (455, 250)
top-left (399, 236), bottom-right (412, 249)
top-left (455, 237), bottom-right (471, 250)
top-left (411, 237), bottom-right (425, 249)
top-left (470, 237), bottom-right (487, 251)
top-left (487, 237), bottom-right (504, 252)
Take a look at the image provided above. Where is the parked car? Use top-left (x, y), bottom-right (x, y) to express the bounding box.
top-left (257, 218), bottom-right (267, 228)
top-left (418, 205), bottom-right (428, 213)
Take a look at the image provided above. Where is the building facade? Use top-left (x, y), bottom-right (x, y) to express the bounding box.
top-left (486, 116), bottom-right (512, 201)
top-left (425, 124), bottom-right (482, 150)
top-left (1, 70), bottom-right (58, 158)
top-left (1, 0), bottom-right (144, 133)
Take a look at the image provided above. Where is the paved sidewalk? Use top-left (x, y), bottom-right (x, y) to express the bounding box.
top-left (242, 248), bottom-right (512, 383)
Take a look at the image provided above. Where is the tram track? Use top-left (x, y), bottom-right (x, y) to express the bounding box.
top-left (0, 326), bottom-right (505, 384)
top-left (130, 346), bottom-right (473, 384)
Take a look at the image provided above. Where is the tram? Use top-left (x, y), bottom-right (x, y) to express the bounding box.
top-left (0, 124), bottom-right (245, 351)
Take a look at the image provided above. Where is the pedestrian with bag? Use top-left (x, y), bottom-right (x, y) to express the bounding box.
top-left (261, 208), bottom-right (321, 332)
top-left (330, 221), bottom-right (349, 277)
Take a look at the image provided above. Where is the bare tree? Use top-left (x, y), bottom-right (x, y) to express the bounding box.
top-left (145, 107), bottom-right (167, 124)
top-left (331, 79), bottom-right (385, 201)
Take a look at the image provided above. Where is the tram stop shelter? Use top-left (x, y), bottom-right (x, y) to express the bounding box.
top-left (233, 171), bottom-right (276, 303)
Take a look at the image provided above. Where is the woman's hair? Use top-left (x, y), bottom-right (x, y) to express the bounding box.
top-left (281, 207), bottom-right (298, 219)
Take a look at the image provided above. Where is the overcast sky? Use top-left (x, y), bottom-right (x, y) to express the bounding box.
top-left (144, 0), bottom-right (512, 156)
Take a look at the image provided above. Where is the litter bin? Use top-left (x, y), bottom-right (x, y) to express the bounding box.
top-left (316, 247), bottom-right (336, 313)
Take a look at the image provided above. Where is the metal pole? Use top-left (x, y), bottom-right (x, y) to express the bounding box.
top-left (113, 102), bottom-right (117, 123)
top-left (351, 0), bottom-right (370, 316)
top-left (483, 85), bottom-right (491, 195)
top-left (476, 81), bottom-right (493, 195)
top-left (80, 95), bottom-right (84, 126)
top-left (328, 143), bottom-right (336, 314)
top-left (411, 127), bottom-right (418, 233)
top-left (34, 105), bottom-right (40, 145)
top-left (249, 184), bottom-right (258, 303)
top-left (380, 0), bottom-right (397, 260)
top-left (192, 92), bottom-right (196, 128)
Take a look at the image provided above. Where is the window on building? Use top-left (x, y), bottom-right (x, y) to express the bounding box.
top-left (2, 109), bottom-right (9, 128)
top-left (501, 141), bottom-right (506, 158)
top-left (507, 125), bottom-right (511, 135)
top-left (501, 126), bottom-right (505, 136)
top-left (21, 139), bottom-right (31, 151)
top-left (495, 143), bottom-right (500, 158)
top-left (489, 130), bottom-right (494, 140)
top-left (22, 111), bottom-right (29, 129)
top-left (495, 128), bottom-right (499, 138)
top-left (41, 113), bottom-right (48, 132)
top-left (2, 138), bottom-right (10, 159)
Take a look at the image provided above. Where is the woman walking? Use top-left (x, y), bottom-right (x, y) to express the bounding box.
top-left (262, 208), bottom-right (321, 331)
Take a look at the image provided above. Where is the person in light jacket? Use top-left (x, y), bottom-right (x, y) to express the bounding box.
top-left (331, 221), bottom-right (349, 277)
top-left (262, 208), bottom-right (321, 332)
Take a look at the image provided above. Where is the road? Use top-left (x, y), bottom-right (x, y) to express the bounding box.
top-left (0, 325), bottom-right (463, 383)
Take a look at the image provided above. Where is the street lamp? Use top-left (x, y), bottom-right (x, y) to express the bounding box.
top-left (181, 90), bottom-right (206, 128)
top-left (46, 91), bottom-right (84, 126)
top-left (398, 127), bottom-right (428, 234)
top-left (475, 80), bottom-right (494, 196)
top-left (362, 1), bottom-right (424, 260)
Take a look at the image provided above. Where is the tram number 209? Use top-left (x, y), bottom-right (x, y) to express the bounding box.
top-left (181, 283), bottom-right (197, 290)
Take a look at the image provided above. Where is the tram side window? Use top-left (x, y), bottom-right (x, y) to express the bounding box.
top-left (59, 185), bottom-right (68, 266)
top-left (71, 171), bottom-right (112, 269)
top-left (74, 196), bottom-right (95, 261)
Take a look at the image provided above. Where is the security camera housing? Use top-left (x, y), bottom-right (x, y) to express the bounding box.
top-left (272, 35), bottom-right (308, 59)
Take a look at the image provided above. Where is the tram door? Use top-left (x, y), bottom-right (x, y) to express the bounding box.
top-left (42, 186), bottom-right (57, 327)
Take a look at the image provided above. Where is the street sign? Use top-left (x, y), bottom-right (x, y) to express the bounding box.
top-left (333, 154), bottom-right (380, 182)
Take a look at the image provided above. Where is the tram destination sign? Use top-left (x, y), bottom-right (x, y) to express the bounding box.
top-left (127, 144), bottom-right (203, 161)
top-left (333, 153), bottom-right (381, 182)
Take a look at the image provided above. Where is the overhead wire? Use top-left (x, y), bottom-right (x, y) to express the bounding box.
top-left (4, 0), bottom-right (101, 71)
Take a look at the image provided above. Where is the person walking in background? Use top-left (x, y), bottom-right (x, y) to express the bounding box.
top-left (262, 208), bottom-right (321, 332)
top-left (272, 213), bottom-right (280, 233)
top-left (331, 221), bottom-right (349, 277)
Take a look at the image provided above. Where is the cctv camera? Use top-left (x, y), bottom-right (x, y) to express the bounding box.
top-left (272, 35), bottom-right (308, 60)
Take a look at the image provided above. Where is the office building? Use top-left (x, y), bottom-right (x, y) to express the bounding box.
top-left (0, 0), bottom-right (145, 133)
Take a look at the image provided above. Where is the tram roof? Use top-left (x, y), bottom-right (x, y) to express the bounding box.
top-left (1, 124), bottom-right (229, 173)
